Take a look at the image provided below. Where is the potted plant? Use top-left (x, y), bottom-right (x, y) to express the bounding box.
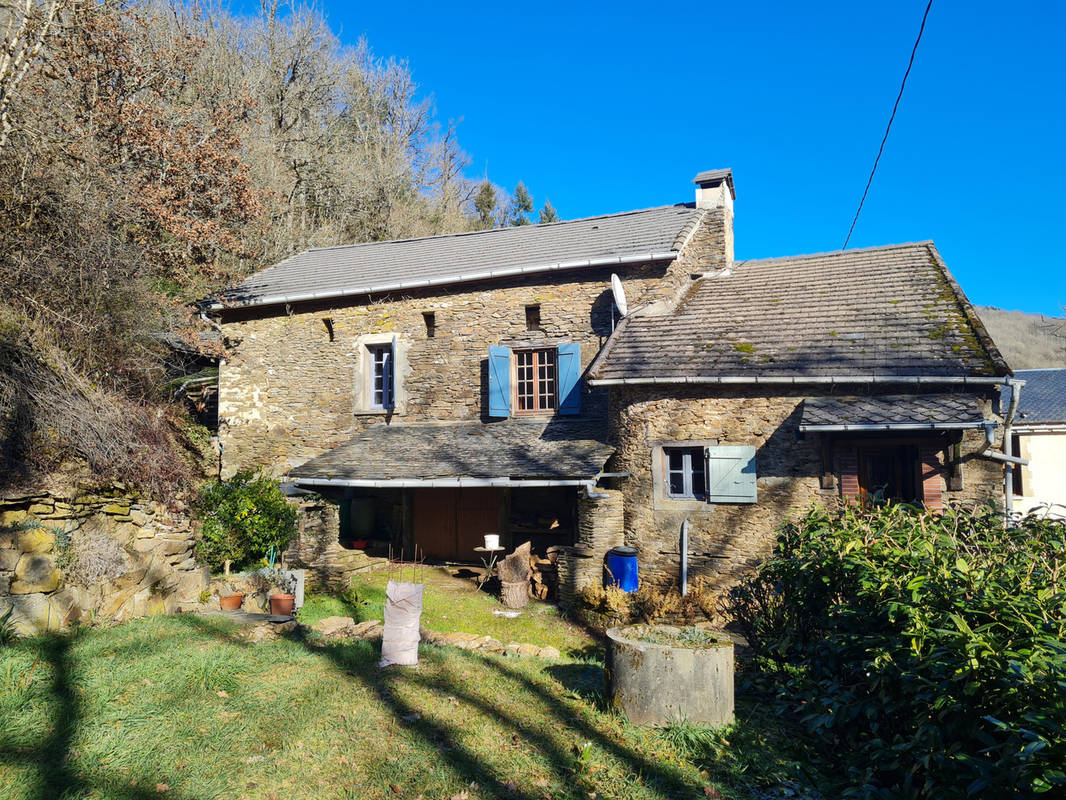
top-left (249, 566), bottom-right (298, 616)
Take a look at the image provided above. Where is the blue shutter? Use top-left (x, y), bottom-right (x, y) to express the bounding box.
top-left (706, 445), bottom-right (757, 503)
top-left (388, 334), bottom-right (398, 409)
top-left (557, 342), bottom-right (582, 415)
top-left (488, 346), bottom-right (511, 418)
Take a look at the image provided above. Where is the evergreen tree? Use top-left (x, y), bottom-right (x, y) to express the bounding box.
top-left (537, 200), bottom-right (558, 224)
top-left (473, 181), bottom-right (497, 229)
top-left (508, 181), bottom-right (533, 226)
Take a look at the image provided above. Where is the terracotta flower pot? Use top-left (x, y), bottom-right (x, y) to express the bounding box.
top-left (220, 593), bottom-right (245, 612)
top-left (269, 593), bottom-right (296, 616)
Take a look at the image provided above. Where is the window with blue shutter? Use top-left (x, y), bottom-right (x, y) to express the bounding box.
top-left (706, 445), bottom-right (758, 503)
top-left (557, 342), bottom-right (582, 415)
top-left (488, 345), bottom-right (511, 417)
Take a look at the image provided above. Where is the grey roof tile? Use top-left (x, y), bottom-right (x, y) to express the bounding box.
top-left (1002, 369), bottom-right (1066, 425)
top-left (287, 419), bottom-right (613, 482)
top-left (800, 394), bottom-right (988, 430)
top-left (590, 242), bottom-right (1009, 381)
top-left (218, 205), bottom-right (705, 309)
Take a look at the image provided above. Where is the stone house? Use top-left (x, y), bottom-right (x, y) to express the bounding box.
top-left (211, 167), bottom-right (1013, 593)
top-left (1003, 369), bottom-right (1066, 517)
top-left (586, 241), bottom-right (1011, 587)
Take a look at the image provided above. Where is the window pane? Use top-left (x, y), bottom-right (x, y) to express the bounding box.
top-left (668, 470), bottom-right (685, 496)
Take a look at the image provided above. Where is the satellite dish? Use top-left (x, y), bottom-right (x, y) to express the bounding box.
top-left (610, 273), bottom-right (629, 317)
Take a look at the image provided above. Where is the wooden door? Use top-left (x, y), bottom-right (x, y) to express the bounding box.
top-left (411, 487), bottom-right (502, 561)
top-left (456, 488), bottom-right (501, 557)
top-left (412, 488), bottom-right (457, 561)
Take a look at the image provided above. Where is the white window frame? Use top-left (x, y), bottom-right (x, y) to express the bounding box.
top-left (664, 446), bottom-right (707, 500)
top-left (368, 344), bottom-right (392, 410)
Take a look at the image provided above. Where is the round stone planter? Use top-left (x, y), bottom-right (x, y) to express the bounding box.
top-left (605, 624), bottom-right (734, 726)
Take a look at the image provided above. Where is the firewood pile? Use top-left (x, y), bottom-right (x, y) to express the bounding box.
top-left (530, 551), bottom-right (558, 600)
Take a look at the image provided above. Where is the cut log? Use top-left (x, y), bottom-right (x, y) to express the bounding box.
top-left (500, 580), bottom-right (530, 609)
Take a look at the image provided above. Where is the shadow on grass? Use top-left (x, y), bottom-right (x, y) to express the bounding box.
top-left (0, 630), bottom-right (202, 800)
top-left (1, 612), bottom-right (705, 800)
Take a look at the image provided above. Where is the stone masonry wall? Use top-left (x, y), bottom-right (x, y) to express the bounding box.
top-left (0, 484), bottom-right (206, 634)
top-left (556, 489), bottom-right (624, 607)
top-left (216, 211), bottom-right (730, 477)
top-left (608, 385), bottom-right (1003, 591)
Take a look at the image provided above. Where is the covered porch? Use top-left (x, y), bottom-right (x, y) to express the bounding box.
top-left (285, 420), bottom-right (615, 564)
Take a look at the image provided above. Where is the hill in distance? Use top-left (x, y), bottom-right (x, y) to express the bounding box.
top-left (976, 306), bottom-right (1066, 370)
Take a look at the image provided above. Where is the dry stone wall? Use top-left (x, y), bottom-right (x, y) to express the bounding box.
top-left (0, 484), bottom-right (206, 634)
top-left (608, 385), bottom-right (1003, 591)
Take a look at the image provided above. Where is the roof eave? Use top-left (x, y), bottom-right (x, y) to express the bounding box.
top-left (211, 250), bottom-right (678, 312)
top-left (588, 375), bottom-right (1009, 387)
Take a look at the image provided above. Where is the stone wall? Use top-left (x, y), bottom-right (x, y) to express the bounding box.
top-left (216, 213), bottom-right (728, 477)
top-left (608, 385), bottom-right (1004, 590)
top-left (556, 489), bottom-right (624, 607)
top-left (0, 485), bottom-right (206, 634)
top-left (283, 502), bottom-right (387, 590)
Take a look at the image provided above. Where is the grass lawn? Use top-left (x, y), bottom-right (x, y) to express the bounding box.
top-left (0, 613), bottom-right (825, 800)
top-left (299, 566), bottom-right (599, 656)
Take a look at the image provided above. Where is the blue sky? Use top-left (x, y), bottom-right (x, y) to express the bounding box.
top-left (291, 1), bottom-right (1063, 315)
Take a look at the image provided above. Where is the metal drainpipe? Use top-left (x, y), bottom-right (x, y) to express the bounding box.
top-left (680, 519), bottom-right (690, 597)
top-left (1002, 378), bottom-right (1025, 525)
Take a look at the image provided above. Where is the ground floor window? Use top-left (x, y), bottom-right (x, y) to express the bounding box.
top-left (838, 439), bottom-right (943, 509)
top-left (665, 447), bottom-right (707, 500)
top-left (857, 444), bottom-right (920, 504)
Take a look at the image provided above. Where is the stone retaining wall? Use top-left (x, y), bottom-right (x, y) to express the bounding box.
top-left (0, 485), bottom-right (206, 634)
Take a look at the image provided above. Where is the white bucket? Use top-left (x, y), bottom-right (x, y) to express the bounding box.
top-left (484, 533), bottom-right (500, 550)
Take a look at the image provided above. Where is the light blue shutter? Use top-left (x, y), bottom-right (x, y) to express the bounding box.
top-left (388, 334), bottom-right (398, 409)
top-left (557, 342), bottom-right (582, 415)
top-left (488, 346), bottom-right (511, 418)
top-left (706, 445), bottom-right (757, 503)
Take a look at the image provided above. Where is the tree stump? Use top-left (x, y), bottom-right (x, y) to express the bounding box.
top-left (500, 580), bottom-right (530, 609)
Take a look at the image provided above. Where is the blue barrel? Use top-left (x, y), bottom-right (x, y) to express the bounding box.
top-left (607, 546), bottom-right (639, 593)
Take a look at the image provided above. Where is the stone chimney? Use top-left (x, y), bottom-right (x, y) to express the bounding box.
top-left (693, 168), bottom-right (734, 213)
top-left (692, 168), bottom-right (734, 266)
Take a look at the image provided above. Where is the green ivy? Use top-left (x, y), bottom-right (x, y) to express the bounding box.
top-left (193, 470), bottom-right (298, 573)
top-left (728, 504), bottom-right (1066, 798)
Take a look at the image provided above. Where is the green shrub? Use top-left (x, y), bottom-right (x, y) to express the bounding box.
top-left (193, 470), bottom-right (298, 572)
top-left (728, 504), bottom-right (1066, 798)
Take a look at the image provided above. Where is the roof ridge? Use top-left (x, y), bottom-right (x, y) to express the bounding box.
top-left (736, 240), bottom-right (936, 266)
top-left (293, 203), bottom-right (699, 256)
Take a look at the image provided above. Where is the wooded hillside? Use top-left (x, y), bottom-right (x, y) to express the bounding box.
top-left (976, 307), bottom-right (1066, 370)
top-left (0, 0), bottom-right (534, 494)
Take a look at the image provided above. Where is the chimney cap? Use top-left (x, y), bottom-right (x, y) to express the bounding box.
top-left (692, 168), bottom-right (735, 199)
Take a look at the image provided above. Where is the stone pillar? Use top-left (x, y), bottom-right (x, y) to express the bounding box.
top-left (557, 489), bottom-right (624, 607)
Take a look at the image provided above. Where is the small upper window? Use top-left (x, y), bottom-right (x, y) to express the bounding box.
top-left (514, 347), bottom-right (556, 413)
top-left (423, 312), bottom-right (436, 338)
top-left (665, 447), bottom-right (706, 500)
top-left (525, 304), bottom-right (541, 332)
top-left (368, 344), bottom-right (393, 409)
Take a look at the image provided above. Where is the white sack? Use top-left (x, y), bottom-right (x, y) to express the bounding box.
top-left (379, 580), bottom-right (424, 667)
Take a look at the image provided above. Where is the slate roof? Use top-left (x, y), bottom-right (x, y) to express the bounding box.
top-left (215, 205), bottom-right (706, 309)
top-left (1004, 369), bottom-right (1066, 426)
top-left (286, 420), bottom-right (614, 484)
top-left (799, 394), bottom-right (989, 432)
top-left (589, 242), bottom-right (1010, 382)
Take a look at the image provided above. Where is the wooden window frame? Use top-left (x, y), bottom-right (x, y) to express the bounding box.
top-left (512, 347), bottom-right (557, 414)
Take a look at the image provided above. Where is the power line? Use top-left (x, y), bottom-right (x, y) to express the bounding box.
top-left (843, 0), bottom-right (934, 250)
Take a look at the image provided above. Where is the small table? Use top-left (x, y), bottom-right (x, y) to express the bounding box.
top-left (472, 546), bottom-right (505, 592)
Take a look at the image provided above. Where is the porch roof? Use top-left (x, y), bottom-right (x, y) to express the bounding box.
top-left (799, 393), bottom-right (991, 433)
top-left (286, 419), bottom-right (614, 487)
